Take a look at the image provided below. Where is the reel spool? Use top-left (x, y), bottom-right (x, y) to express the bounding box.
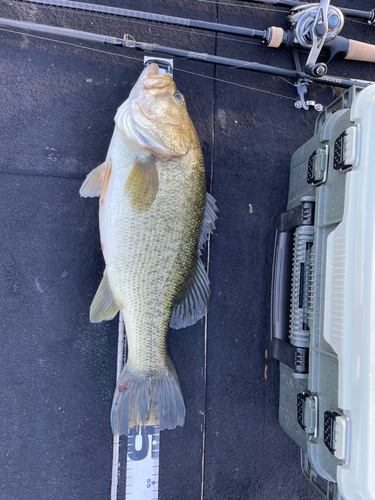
top-left (289, 4), bottom-right (344, 49)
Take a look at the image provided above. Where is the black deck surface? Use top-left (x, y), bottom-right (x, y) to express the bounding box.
top-left (1, 1), bottom-right (374, 499)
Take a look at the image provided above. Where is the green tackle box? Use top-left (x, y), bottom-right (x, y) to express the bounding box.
top-left (270, 84), bottom-right (375, 500)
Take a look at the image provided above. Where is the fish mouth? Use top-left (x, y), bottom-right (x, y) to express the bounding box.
top-left (141, 63), bottom-right (174, 92)
top-left (115, 63), bottom-right (191, 157)
top-left (134, 64), bottom-right (181, 126)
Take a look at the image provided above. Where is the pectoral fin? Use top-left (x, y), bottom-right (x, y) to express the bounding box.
top-left (90, 269), bottom-right (120, 323)
top-left (100, 161), bottom-right (112, 205)
top-left (79, 162), bottom-right (108, 198)
top-left (124, 152), bottom-right (159, 211)
top-left (170, 258), bottom-right (210, 330)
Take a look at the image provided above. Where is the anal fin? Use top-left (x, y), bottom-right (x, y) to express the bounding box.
top-left (170, 258), bottom-right (210, 330)
top-left (170, 192), bottom-right (217, 330)
top-left (90, 269), bottom-right (120, 323)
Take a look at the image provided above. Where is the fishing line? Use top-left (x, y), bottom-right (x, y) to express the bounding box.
top-left (166, 46), bottom-right (299, 98)
top-left (0, 26), bottom-right (297, 101)
top-left (278, 75), bottom-right (296, 86)
top-left (200, 3), bottom-right (218, 496)
top-left (188, 72), bottom-right (297, 100)
top-left (0, 26), bottom-right (144, 62)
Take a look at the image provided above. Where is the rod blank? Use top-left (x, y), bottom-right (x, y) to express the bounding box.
top-left (0, 16), bottom-right (122, 44)
top-left (21, 0), bottom-right (267, 39)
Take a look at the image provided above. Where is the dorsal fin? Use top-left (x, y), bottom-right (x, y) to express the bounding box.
top-left (198, 192), bottom-right (218, 255)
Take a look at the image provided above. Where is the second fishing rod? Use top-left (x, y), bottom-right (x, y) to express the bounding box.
top-left (14, 0), bottom-right (375, 75)
top-left (0, 16), bottom-right (373, 91)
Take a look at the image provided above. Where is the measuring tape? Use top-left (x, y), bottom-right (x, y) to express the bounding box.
top-left (126, 424), bottom-right (160, 499)
top-left (111, 424), bottom-right (161, 500)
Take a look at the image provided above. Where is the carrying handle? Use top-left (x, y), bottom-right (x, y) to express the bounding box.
top-left (269, 202), bottom-right (314, 374)
top-left (270, 229), bottom-right (293, 342)
top-left (270, 201), bottom-right (315, 342)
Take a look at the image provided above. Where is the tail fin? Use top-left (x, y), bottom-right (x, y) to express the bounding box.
top-left (111, 361), bottom-right (185, 435)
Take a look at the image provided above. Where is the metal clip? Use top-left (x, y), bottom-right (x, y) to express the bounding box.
top-left (143, 56), bottom-right (174, 77)
top-left (294, 80), bottom-right (323, 111)
top-left (292, 50), bottom-right (323, 111)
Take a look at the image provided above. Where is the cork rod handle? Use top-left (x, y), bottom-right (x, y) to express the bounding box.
top-left (268, 27), bottom-right (284, 49)
top-left (344, 39), bottom-right (375, 63)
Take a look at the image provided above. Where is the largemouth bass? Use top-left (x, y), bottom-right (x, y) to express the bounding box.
top-left (80, 63), bottom-right (217, 435)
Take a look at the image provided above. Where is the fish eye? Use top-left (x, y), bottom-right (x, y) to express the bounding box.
top-left (174, 92), bottom-right (185, 104)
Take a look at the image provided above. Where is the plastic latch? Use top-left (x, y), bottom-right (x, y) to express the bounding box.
top-left (307, 146), bottom-right (328, 186)
top-left (324, 410), bottom-right (350, 463)
top-left (343, 125), bottom-right (360, 170)
top-left (333, 415), bottom-right (350, 462)
top-left (333, 125), bottom-right (361, 172)
top-left (297, 392), bottom-right (318, 438)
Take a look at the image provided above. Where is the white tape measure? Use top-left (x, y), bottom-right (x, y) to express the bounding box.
top-left (126, 424), bottom-right (160, 499)
top-left (111, 312), bottom-right (161, 500)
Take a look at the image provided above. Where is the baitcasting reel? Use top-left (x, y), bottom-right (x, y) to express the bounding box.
top-left (289, 0), bottom-right (344, 76)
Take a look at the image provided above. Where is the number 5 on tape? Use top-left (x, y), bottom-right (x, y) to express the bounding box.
top-left (126, 424), bottom-right (160, 499)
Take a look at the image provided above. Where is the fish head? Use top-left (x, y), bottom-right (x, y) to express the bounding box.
top-left (115, 64), bottom-right (194, 158)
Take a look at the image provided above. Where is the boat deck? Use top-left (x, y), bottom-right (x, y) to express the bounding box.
top-left (1, 1), bottom-right (374, 498)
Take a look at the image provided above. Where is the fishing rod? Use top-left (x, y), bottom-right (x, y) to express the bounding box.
top-left (17, 0), bottom-right (375, 26)
top-left (13, 0), bottom-right (375, 77)
top-left (3, 0), bottom-right (375, 109)
top-left (15, 0), bottom-right (269, 38)
top-left (0, 16), bottom-right (372, 91)
top-left (10, 0), bottom-right (375, 110)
